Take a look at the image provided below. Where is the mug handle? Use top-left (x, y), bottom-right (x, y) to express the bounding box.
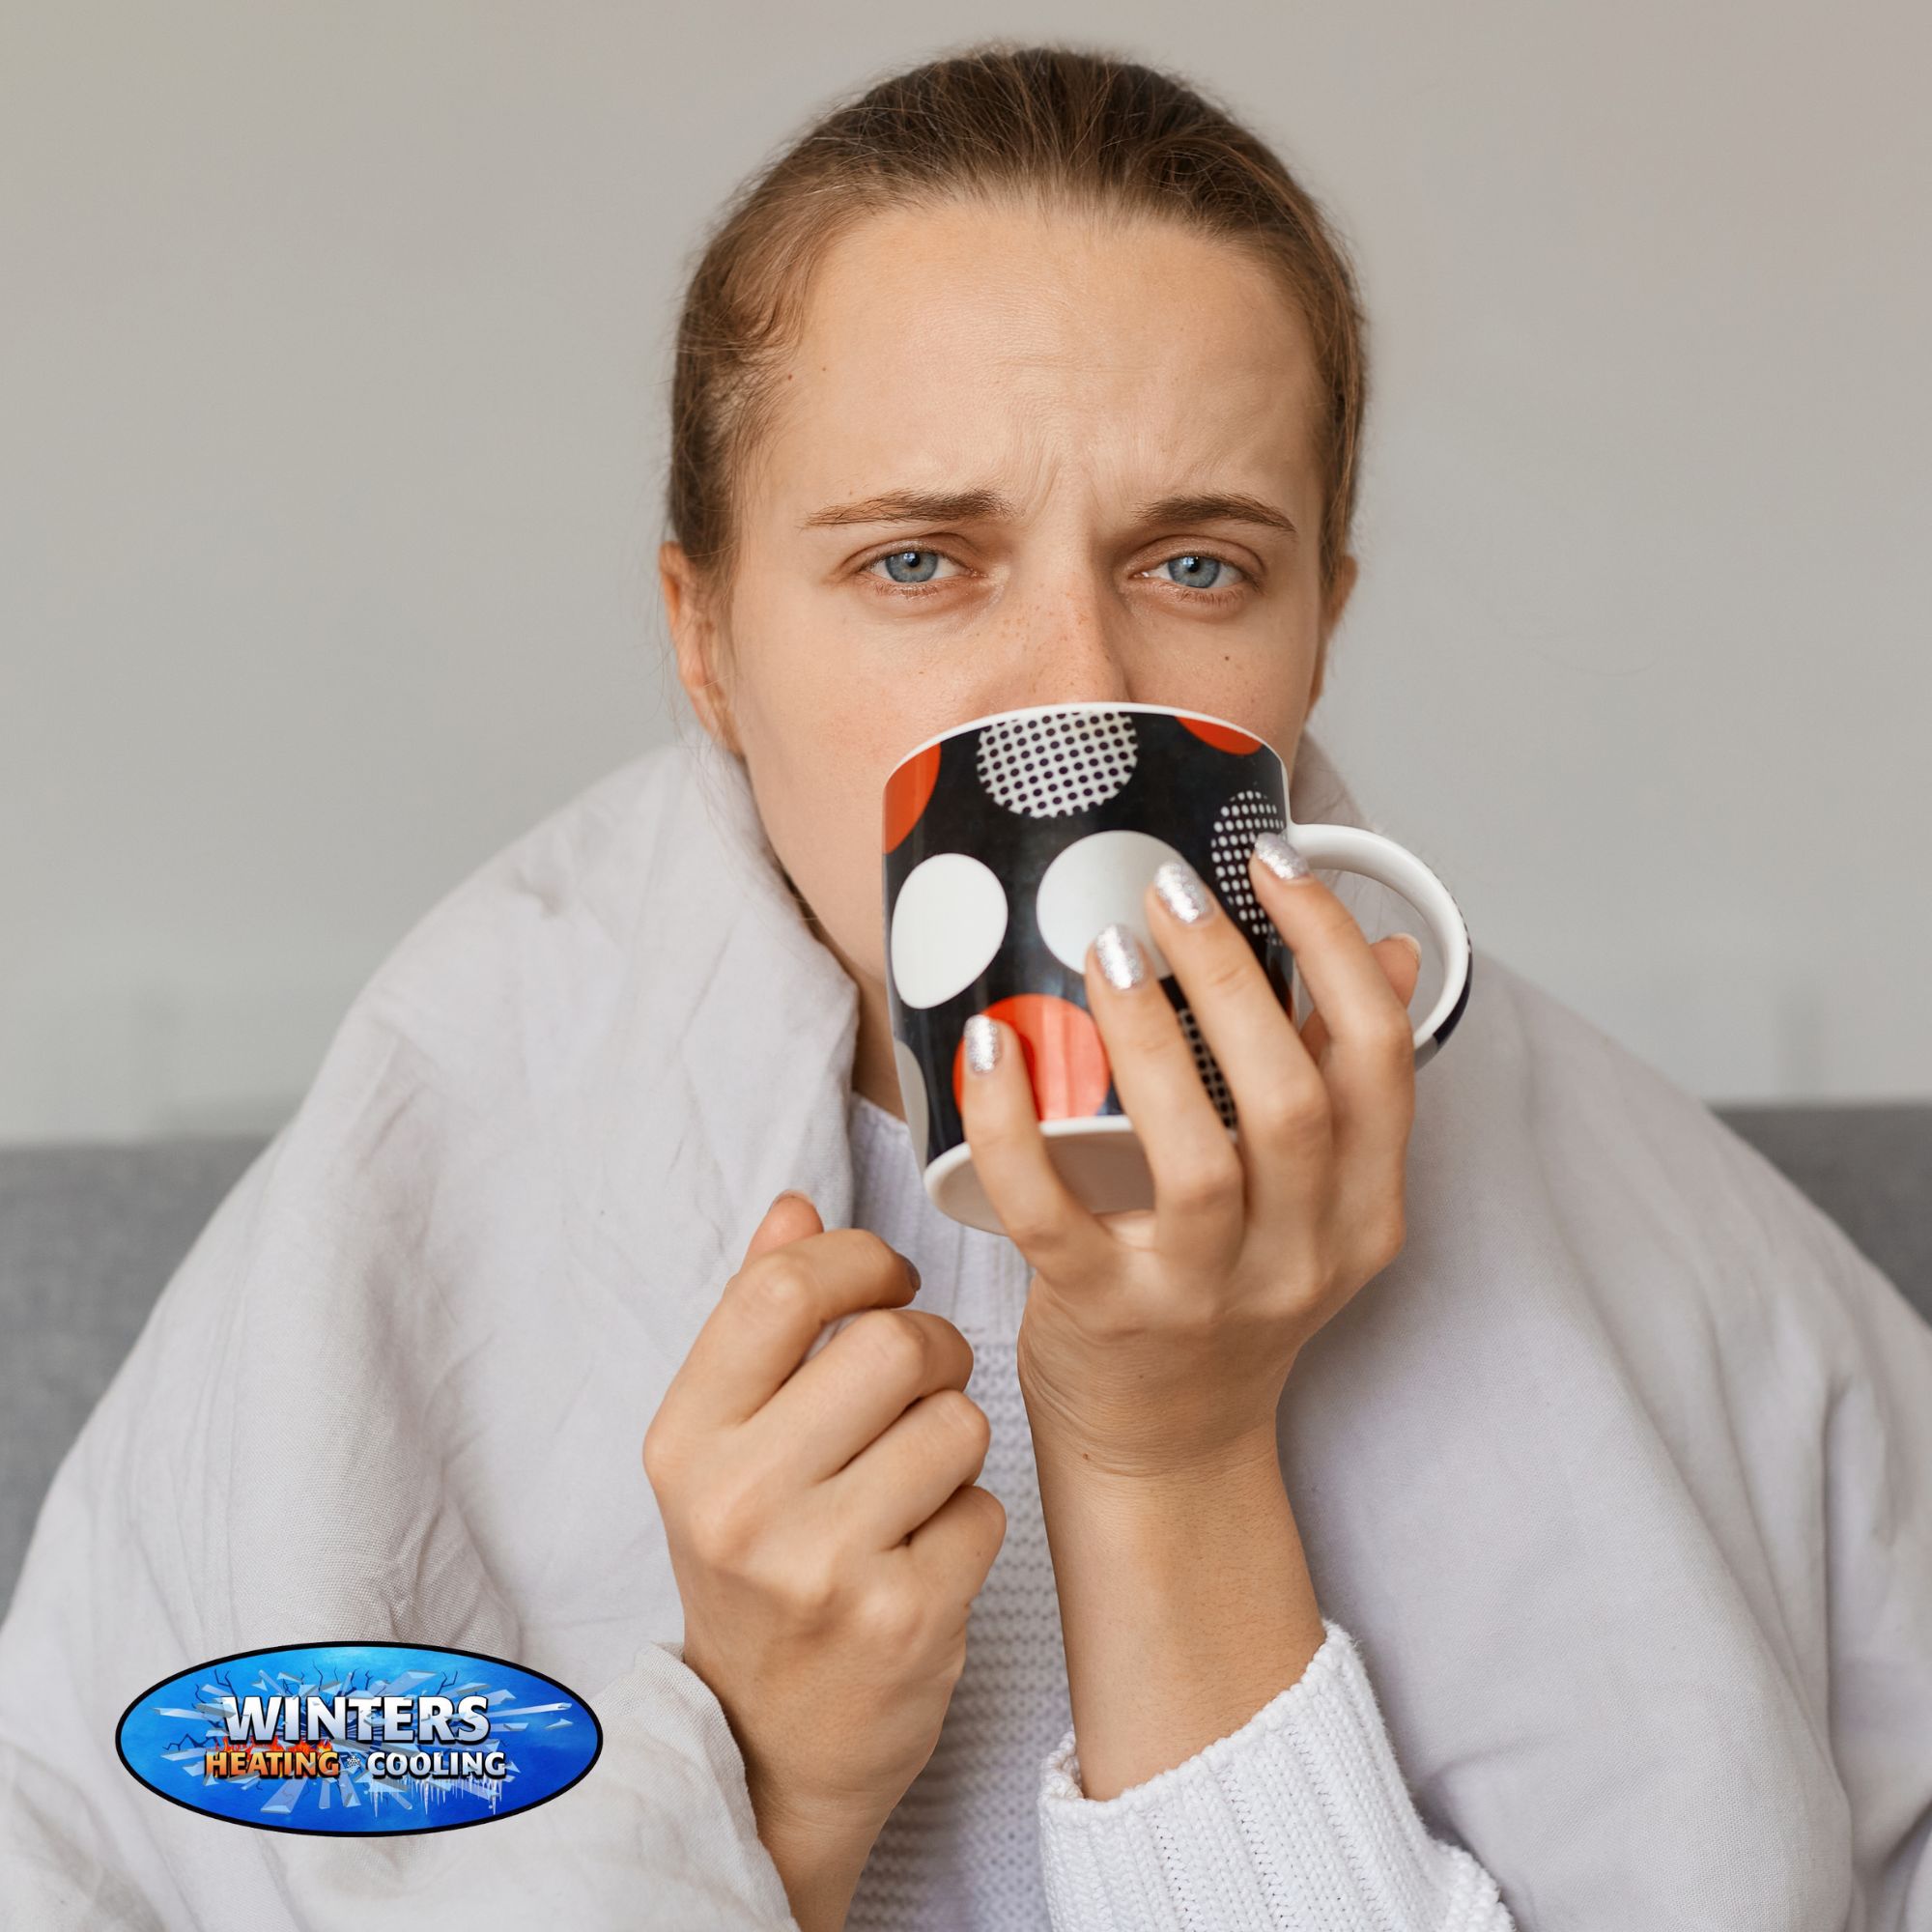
top-left (1284, 823), bottom-right (1473, 1069)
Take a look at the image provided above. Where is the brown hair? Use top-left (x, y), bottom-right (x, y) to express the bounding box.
top-left (667, 38), bottom-right (1370, 611)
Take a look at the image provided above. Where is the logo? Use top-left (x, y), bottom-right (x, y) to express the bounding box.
top-left (116, 1641), bottom-right (603, 1835)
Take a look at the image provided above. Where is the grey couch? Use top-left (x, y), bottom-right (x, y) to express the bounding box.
top-left (4, 1105), bottom-right (1929, 1615)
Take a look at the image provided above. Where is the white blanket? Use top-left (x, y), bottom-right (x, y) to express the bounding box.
top-left (2, 724), bottom-right (1929, 1928)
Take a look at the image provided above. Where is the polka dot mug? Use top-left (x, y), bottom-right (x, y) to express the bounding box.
top-left (882, 701), bottom-right (1472, 1234)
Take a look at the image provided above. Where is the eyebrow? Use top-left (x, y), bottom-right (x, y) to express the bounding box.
top-left (800, 487), bottom-right (1298, 540)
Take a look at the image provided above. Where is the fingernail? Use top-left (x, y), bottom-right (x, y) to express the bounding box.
top-left (901, 1253), bottom-right (922, 1293)
top-left (964, 1012), bottom-right (1001, 1074)
top-left (1252, 830), bottom-right (1312, 882)
top-left (770, 1187), bottom-right (805, 1210)
top-left (1392, 932), bottom-right (1423, 967)
top-left (1153, 858), bottom-right (1217, 925)
top-left (1093, 922), bottom-right (1149, 990)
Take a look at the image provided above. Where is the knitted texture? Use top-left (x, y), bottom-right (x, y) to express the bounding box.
top-left (842, 1093), bottom-right (1069, 1928)
top-left (1037, 1618), bottom-right (1515, 1929)
top-left (838, 1093), bottom-right (1513, 1931)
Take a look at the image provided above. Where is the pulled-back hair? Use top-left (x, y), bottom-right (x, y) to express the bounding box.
top-left (666, 40), bottom-right (1371, 604)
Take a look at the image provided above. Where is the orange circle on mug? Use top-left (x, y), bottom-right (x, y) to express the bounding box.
top-left (952, 993), bottom-right (1112, 1122)
top-left (883, 746), bottom-right (942, 852)
top-left (1178, 716), bottom-right (1262, 755)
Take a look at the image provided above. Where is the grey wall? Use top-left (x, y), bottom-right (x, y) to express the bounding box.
top-left (3, 0), bottom-right (1927, 1142)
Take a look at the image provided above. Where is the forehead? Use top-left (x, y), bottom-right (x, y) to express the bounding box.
top-left (754, 196), bottom-right (1321, 507)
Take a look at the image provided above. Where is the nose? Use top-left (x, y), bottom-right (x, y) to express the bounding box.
top-left (1001, 571), bottom-right (1135, 710)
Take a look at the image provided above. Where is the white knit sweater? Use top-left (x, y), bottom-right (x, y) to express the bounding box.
top-left (838, 1091), bottom-right (1516, 1931)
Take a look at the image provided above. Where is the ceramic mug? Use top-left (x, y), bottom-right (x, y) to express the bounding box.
top-left (881, 701), bottom-right (1472, 1235)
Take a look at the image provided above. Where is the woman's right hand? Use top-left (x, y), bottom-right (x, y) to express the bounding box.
top-left (643, 1189), bottom-right (1007, 1930)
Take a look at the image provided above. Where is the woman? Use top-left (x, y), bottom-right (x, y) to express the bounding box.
top-left (3, 41), bottom-right (1928, 1932)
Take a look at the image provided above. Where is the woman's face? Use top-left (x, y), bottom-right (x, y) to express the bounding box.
top-left (662, 195), bottom-right (1357, 1105)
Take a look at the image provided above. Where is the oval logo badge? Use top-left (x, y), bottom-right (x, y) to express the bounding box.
top-left (116, 1641), bottom-right (603, 1835)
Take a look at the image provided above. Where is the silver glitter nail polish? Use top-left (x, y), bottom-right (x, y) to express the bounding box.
top-left (1093, 922), bottom-right (1149, 990)
top-left (1153, 858), bottom-right (1217, 924)
top-left (1252, 830), bottom-right (1312, 881)
top-left (963, 1012), bottom-right (1001, 1074)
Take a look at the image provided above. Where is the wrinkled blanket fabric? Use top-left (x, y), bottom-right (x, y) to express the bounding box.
top-left (2, 724), bottom-right (1928, 1930)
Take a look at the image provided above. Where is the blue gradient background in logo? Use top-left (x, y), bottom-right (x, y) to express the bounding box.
top-left (116, 1641), bottom-right (603, 1835)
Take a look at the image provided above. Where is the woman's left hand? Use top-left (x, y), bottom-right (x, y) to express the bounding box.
top-left (958, 837), bottom-right (1423, 1482)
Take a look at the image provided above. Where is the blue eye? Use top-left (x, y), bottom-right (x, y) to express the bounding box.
top-left (869, 548), bottom-right (953, 585)
top-left (1155, 553), bottom-right (1246, 592)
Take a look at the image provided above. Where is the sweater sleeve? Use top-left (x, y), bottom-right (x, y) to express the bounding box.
top-left (1036, 1618), bottom-right (1514, 1930)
